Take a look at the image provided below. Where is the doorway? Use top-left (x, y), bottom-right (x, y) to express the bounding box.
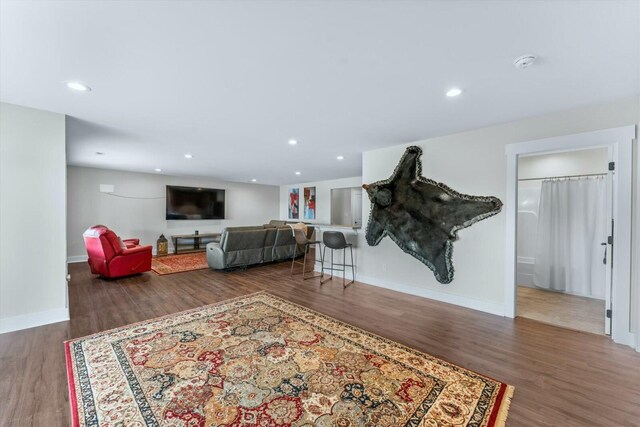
top-left (504, 126), bottom-right (634, 347)
top-left (515, 148), bottom-right (610, 335)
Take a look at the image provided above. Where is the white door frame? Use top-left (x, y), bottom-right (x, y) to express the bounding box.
top-left (504, 126), bottom-right (635, 347)
top-left (637, 126), bottom-right (640, 352)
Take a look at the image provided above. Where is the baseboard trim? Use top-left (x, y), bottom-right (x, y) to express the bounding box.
top-left (314, 266), bottom-right (504, 317)
top-left (67, 255), bottom-right (88, 263)
top-left (614, 331), bottom-right (637, 349)
top-left (0, 307), bottom-right (70, 334)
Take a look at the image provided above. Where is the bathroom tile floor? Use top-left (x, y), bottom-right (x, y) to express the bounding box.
top-left (516, 285), bottom-right (605, 335)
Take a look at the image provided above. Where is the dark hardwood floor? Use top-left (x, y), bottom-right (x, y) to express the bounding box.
top-left (1, 257), bottom-right (640, 426)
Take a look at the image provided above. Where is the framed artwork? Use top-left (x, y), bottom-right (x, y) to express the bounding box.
top-left (304, 186), bottom-right (316, 220)
top-left (288, 188), bottom-right (299, 219)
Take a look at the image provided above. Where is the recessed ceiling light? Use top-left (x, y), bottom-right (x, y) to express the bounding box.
top-left (95, 151), bottom-right (105, 155)
top-left (184, 154), bottom-right (193, 159)
top-left (155, 168), bottom-right (162, 172)
top-left (66, 81), bottom-right (91, 92)
top-left (446, 88), bottom-right (462, 97)
top-left (295, 171), bottom-right (301, 175)
top-left (288, 139), bottom-right (298, 146)
top-left (336, 155), bottom-right (344, 160)
top-left (250, 178), bottom-right (257, 182)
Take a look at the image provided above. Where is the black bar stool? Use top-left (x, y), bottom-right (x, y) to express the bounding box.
top-left (320, 231), bottom-right (354, 288)
top-left (290, 228), bottom-right (323, 279)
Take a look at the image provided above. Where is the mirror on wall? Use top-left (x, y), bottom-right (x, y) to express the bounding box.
top-left (330, 187), bottom-right (362, 227)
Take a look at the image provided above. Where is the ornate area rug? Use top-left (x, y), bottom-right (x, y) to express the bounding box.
top-left (65, 292), bottom-right (513, 426)
top-left (151, 252), bottom-right (208, 275)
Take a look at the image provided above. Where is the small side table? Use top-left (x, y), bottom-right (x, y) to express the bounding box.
top-left (171, 233), bottom-right (220, 254)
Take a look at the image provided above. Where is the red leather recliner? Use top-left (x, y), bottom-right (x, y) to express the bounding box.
top-left (83, 225), bottom-right (152, 278)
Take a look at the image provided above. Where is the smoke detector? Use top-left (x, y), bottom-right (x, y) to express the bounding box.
top-left (513, 54), bottom-right (537, 69)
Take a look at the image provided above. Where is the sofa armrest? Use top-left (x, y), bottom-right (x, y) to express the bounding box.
top-left (122, 245), bottom-right (152, 256)
top-left (123, 238), bottom-right (140, 246)
top-left (206, 242), bottom-right (226, 270)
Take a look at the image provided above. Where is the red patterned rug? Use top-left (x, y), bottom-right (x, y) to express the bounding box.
top-left (65, 292), bottom-right (514, 426)
top-left (151, 252), bottom-right (209, 275)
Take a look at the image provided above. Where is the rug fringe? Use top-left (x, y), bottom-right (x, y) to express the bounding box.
top-left (494, 385), bottom-right (514, 427)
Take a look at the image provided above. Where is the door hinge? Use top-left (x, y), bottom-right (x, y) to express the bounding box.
top-left (608, 161), bottom-right (615, 171)
top-left (606, 309), bottom-right (612, 319)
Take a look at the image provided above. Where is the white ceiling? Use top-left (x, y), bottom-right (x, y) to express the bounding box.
top-left (1, 1), bottom-right (638, 185)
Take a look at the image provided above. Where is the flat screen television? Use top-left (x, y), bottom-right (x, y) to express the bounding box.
top-left (166, 185), bottom-right (225, 220)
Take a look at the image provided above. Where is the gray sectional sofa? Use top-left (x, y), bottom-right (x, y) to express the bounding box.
top-left (206, 221), bottom-right (314, 270)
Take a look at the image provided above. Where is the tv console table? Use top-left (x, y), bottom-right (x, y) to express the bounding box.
top-left (171, 233), bottom-right (220, 255)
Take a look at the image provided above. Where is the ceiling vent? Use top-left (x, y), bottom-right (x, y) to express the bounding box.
top-left (513, 54), bottom-right (537, 69)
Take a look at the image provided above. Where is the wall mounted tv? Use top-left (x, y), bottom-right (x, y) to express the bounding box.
top-left (166, 186), bottom-right (226, 220)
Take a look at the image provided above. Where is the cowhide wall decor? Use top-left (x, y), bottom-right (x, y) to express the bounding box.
top-left (363, 146), bottom-right (502, 284)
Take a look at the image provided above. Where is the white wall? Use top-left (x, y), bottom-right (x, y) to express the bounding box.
top-left (357, 98), bottom-right (639, 318)
top-left (279, 176), bottom-right (362, 224)
top-left (0, 103), bottom-right (68, 333)
top-left (67, 167), bottom-right (280, 259)
top-left (518, 147), bottom-right (608, 187)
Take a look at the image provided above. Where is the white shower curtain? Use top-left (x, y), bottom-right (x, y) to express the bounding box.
top-left (533, 177), bottom-right (607, 299)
